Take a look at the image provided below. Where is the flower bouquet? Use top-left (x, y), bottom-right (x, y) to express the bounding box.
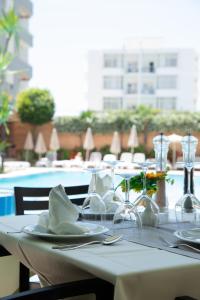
top-left (119, 171), bottom-right (174, 197)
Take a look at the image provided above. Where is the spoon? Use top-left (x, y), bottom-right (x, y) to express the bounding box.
top-left (160, 236), bottom-right (200, 253)
top-left (52, 235), bottom-right (122, 250)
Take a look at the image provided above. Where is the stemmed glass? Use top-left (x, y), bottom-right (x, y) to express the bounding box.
top-left (102, 160), bottom-right (123, 213)
top-left (113, 172), bottom-right (142, 229)
top-left (82, 168), bottom-right (106, 222)
top-left (133, 161), bottom-right (159, 227)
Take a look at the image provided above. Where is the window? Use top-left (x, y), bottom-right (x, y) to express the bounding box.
top-left (165, 55), bottom-right (177, 67)
top-left (123, 99), bottom-right (137, 109)
top-left (103, 76), bottom-right (122, 89)
top-left (157, 76), bottom-right (177, 89)
top-left (103, 97), bottom-right (122, 110)
top-left (104, 54), bottom-right (122, 68)
top-left (141, 54), bottom-right (157, 72)
top-left (159, 53), bottom-right (177, 67)
top-left (156, 97), bottom-right (176, 110)
top-left (140, 98), bottom-right (154, 107)
top-left (127, 62), bottom-right (138, 73)
top-left (149, 62), bottom-right (155, 72)
top-left (141, 83), bottom-right (155, 94)
top-left (127, 83), bottom-right (137, 94)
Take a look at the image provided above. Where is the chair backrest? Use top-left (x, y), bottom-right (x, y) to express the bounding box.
top-left (14, 185), bottom-right (89, 215)
top-left (133, 152), bottom-right (145, 163)
top-left (46, 151), bottom-right (57, 162)
top-left (1, 277), bottom-right (114, 300)
top-left (89, 152), bottom-right (102, 162)
top-left (103, 154), bottom-right (117, 161)
top-left (120, 152), bottom-right (133, 163)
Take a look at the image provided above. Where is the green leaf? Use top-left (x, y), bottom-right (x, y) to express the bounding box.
top-left (0, 52), bottom-right (13, 74)
top-left (0, 8), bottom-right (20, 47)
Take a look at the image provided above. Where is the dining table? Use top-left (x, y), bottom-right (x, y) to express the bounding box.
top-left (0, 214), bottom-right (200, 300)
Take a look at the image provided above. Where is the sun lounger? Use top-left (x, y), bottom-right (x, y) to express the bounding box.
top-left (4, 161), bottom-right (31, 170)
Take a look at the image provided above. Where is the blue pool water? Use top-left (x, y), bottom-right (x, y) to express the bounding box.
top-left (0, 171), bottom-right (91, 189)
top-left (0, 170), bottom-right (200, 215)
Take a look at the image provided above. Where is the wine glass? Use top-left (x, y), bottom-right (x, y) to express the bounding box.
top-left (82, 168), bottom-right (106, 222)
top-left (133, 161), bottom-right (159, 227)
top-left (102, 160), bottom-right (123, 214)
top-left (113, 172), bottom-right (142, 229)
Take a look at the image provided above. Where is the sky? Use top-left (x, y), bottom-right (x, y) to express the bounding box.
top-left (29, 0), bottom-right (200, 116)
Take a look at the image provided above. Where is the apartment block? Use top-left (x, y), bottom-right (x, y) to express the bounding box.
top-left (0, 0), bottom-right (33, 102)
top-left (87, 48), bottom-right (198, 111)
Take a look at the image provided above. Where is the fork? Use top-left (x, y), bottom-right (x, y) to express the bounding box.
top-left (6, 230), bottom-right (22, 234)
top-left (52, 235), bottom-right (122, 250)
top-left (160, 236), bottom-right (200, 253)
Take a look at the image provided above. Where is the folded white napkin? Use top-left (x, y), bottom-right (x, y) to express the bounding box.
top-left (38, 184), bottom-right (89, 235)
top-left (88, 172), bottom-right (122, 213)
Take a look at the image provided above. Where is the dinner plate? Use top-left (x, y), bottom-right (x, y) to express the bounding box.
top-left (23, 223), bottom-right (109, 240)
top-left (82, 209), bottom-right (114, 221)
top-left (174, 228), bottom-right (200, 244)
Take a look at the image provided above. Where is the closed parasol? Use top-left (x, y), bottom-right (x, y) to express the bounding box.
top-left (35, 132), bottom-right (47, 159)
top-left (83, 127), bottom-right (95, 161)
top-left (128, 125), bottom-right (139, 154)
top-left (24, 131), bottom-right (34, 161)
top-left (168, 133), bottom-right (182, 168)
top-left (110, 131), bottom-right (121, 158)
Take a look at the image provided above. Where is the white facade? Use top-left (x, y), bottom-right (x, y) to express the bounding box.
top-left (0, 0), bottom-right (33, 102)
top-left (87, 48), bottom-right (198, 111)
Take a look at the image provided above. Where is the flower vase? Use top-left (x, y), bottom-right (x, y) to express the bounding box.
top-left (154, 179), bottom-right (168, 212)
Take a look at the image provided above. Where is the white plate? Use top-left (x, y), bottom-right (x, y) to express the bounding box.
top-left (174, 228), bottom-right (200, 244)
top-left (23, 223), bottom-right (109, 240)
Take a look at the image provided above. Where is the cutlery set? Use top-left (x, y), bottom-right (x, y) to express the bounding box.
top-left (52, 235), bottom-right (122, 250)
top-left (6, 227), bottom-right (200, 254)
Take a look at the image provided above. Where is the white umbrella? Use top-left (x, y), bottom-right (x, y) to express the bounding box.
top-left (49, 128), bottom-right (60, 151)
top-left (128, 125), bottom-right (139, 154)
top-left (24, 131), bottom-right (34, 161)
top-left (168, 134), bottom-right (182, 168)
top-left (110, 131), bottom-right (121, 158)
top-left (35, 132), bottom-right (47, 159)
top-left (83, 127), bottom-right (95, 161)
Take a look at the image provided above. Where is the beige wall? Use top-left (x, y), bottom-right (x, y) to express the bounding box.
top-left (8, 118), bottom-right (200, 157)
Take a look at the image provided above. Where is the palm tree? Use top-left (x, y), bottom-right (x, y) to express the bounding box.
top-left (0, 8), bottom-right (21, 172)
top-left (135, 105), bottom-right (160, 151)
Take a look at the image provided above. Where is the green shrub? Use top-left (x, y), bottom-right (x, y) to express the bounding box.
top-left (19, 150), bottom-right (37, 164)
top-left (99, 145), bottom-right (110, 157)
top-left (57, 148), bottom-right (70, 160)
top-left (16, 88), bottom-right (55, 125)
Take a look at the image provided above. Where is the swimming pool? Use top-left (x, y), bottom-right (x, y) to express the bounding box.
top-left (0, 171), bottom-right (90, 189)
top-left (0, 170), bottom-right (200, 215)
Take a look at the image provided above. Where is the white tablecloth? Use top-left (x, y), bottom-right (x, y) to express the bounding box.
top-left (0, 215), bottom-right (200, 300)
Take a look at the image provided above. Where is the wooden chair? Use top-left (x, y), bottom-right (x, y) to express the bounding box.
top-left (14, 185), bottom-right (89, 215)
top-left (89, 152), bottom-right (102, 162)
top-left (0, 276), bottom-right (114, 300)
top-left (175, 298), bottom-right (198, 300)
top-left (14, 185), bottom-right (89, 291)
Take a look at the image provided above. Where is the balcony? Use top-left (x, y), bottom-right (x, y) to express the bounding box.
top-left (20, 29), bottom-right (33, 46)
top-left (141, 87), bottom-right (155, 95)
top-left (126, 65), bottom-right (138, 73)
top-left (14, 0), bottom-right (33, 18)
top-left (126, 89), bottom-right (137, 95)
top-left (9, 57), bottom-right (32, 80)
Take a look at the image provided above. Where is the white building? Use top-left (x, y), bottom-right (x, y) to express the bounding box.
top-left (87, 48), bottom-right (198, 111)
top-left (0, 0), bottom-right (33, 103)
